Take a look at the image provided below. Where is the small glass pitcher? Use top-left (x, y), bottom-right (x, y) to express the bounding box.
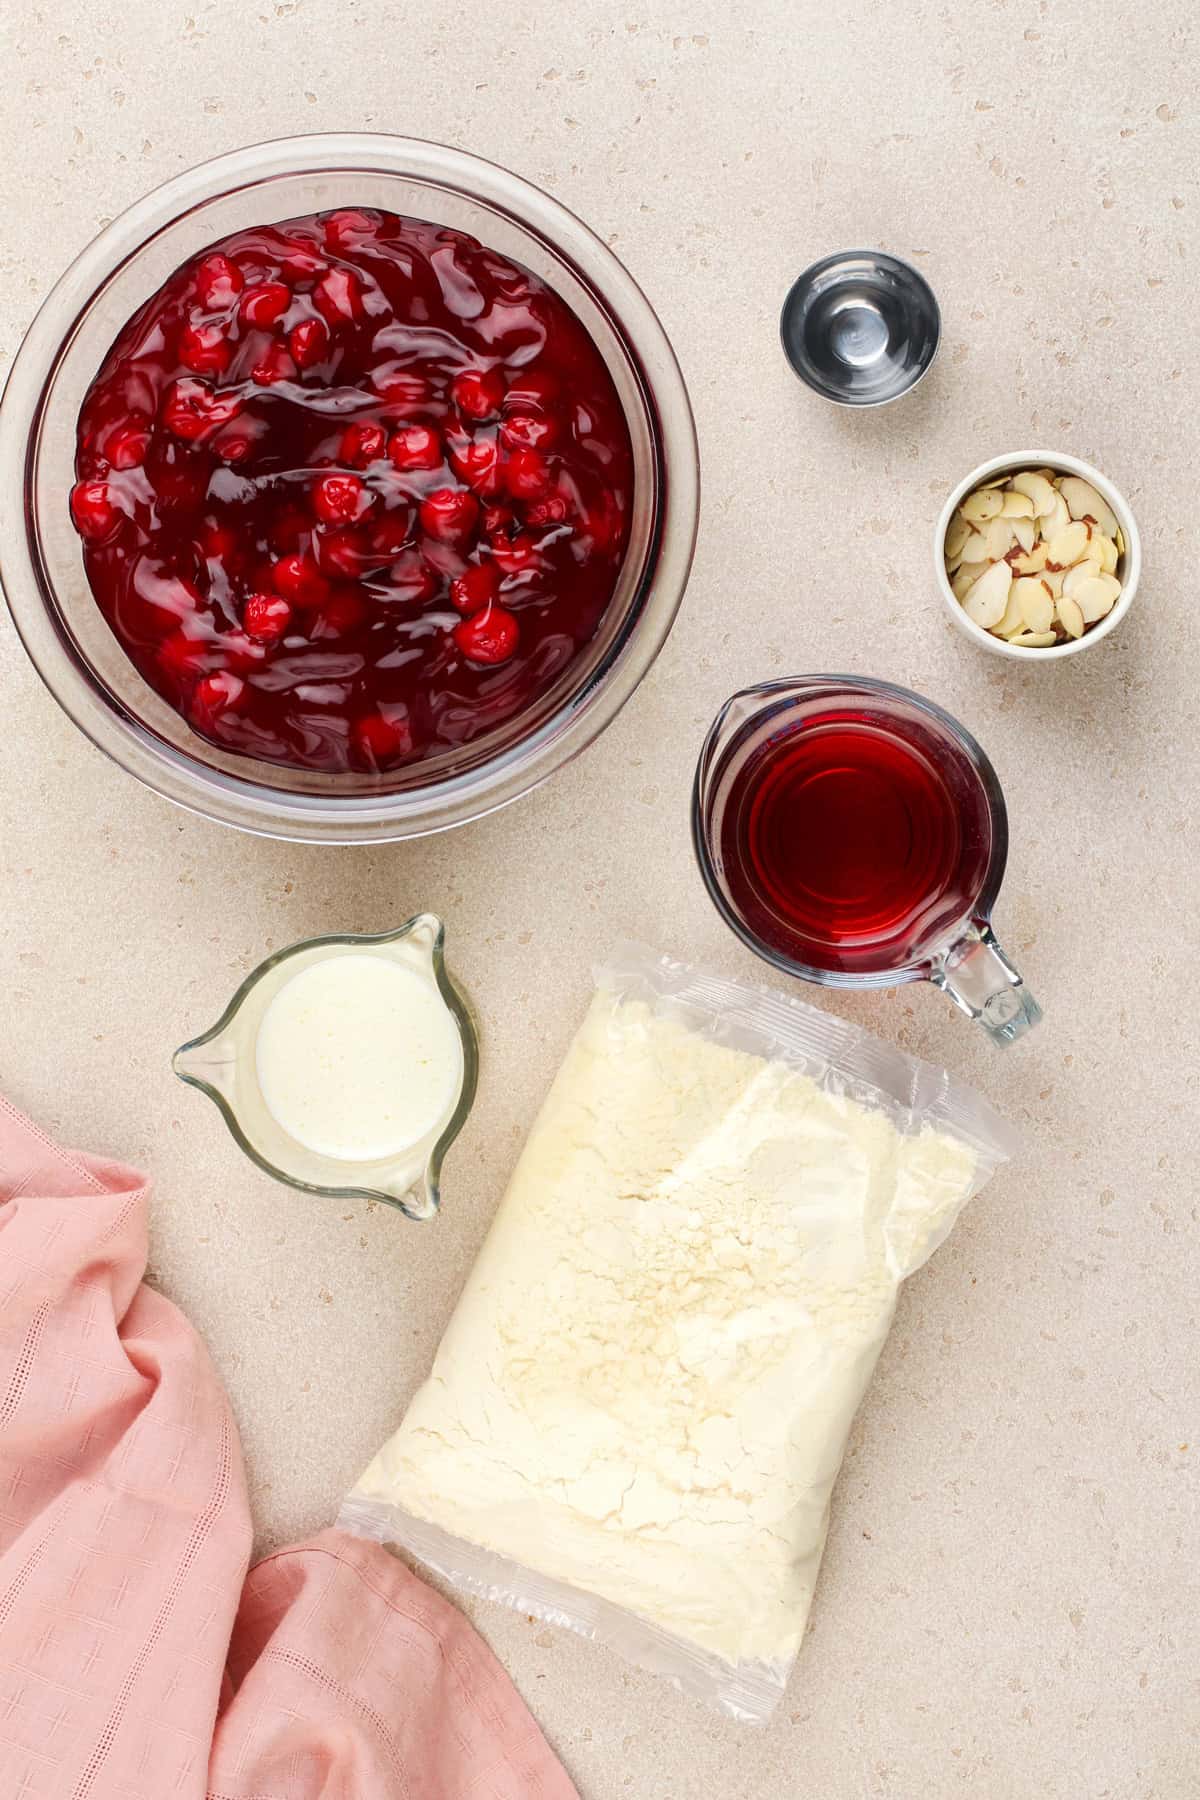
top-left (172, 913), bottom-right (477, 1219)
top-left (693, 675), bottom-right (1042, 1045)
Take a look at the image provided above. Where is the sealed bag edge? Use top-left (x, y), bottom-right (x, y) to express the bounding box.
top-left (597, 939), bottom-right (1022, 1176)
top-left (336, 1496), bottom-right (790, 1724)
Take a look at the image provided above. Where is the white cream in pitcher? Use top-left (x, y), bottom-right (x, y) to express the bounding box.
top-left (255, 952), bottom-right (463, 1162)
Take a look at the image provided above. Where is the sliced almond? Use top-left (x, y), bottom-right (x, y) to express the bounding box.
top-left (985, 517), bottom-right (1016, 559)
top-left (959, 528), bottom-right (991, 564)
top-left (1046, 520), bottom-right (1089, 567)
top-left (1115, 525), bottom-right (1126, 556)
top-left (1001, 491), bottom-right (1036, 518)
top-left (1095, 533), bottom-right (1119, 575)
top-left (961, 558), bottom-right (1012, 629)
top-left (1009, 630), bottom-right (1057, 648)
top-left (1074, 573), bottom-right (1121, 623)
top-left (1011, 575), bottom-right (1054, 633)
top-left (1010, 542), bottom-right (1048, 575)
top-left (1056, 475), bottom-right (1119, 538)
top-left (1039, 493), bottom-right (1070, 543)
top-left (1042, 568), bottom-right (1065, 599)
top-left (961, 486), bottom-right (1005, 524)
top-left (951, 565), bottom-right (978, 601)
top-left (1056, 595), bottom-right (1085, 639)
top-left (944, 515), bottom-right (972, 562)
top-left (995, 582), bottom-right (1027, 638)
top-left (1062, 556), bottom-right (1103, 597)
top-left (1011, 517), bottom-right (1037, 554)
top-left (1010, 469), bottom-right (1057, 516)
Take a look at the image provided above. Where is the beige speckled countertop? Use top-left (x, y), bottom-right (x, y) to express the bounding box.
top-left (2, 2), bottom-right (1197, 1794)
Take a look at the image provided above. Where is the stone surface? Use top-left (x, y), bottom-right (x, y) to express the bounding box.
top-left (1, 2), bottom-right (1196, 1794)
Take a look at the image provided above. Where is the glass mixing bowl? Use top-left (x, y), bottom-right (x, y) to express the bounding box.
top-left (0, 134), bottom-right (698, 843)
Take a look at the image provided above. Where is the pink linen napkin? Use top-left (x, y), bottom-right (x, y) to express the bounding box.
top-left (0, 1095), bottom-right (579, 1799)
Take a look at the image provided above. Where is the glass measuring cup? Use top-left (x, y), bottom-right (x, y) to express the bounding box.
top-left (692, 676), bottom-right (1041, 1045)
top-left (172, 913), bottom-right (477, 1218)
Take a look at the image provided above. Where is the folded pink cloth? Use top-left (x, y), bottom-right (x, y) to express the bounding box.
top-left (0, 1095), bottom-right (579, 1799)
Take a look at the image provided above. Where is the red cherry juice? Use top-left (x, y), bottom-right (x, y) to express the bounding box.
top-left (717, 710), bottom-right (992, 976)
top-left (69, 209), bottom-right (634, 774)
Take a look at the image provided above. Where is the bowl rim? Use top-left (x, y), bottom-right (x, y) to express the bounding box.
top-left (0, 132), bottom-right (700, 841)
top-left (934, 450), bottom-right (1140, 661)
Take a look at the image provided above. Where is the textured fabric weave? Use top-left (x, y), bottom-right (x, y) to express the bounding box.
top-left (0, 1095), bottom-right (578, 1800)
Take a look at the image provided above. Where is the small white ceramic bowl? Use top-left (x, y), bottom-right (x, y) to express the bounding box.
top-left (935, 451), bottom-right (1141, 661)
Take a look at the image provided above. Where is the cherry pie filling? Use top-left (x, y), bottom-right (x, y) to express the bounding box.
top-left (70, 209), bottom-right (634, 774)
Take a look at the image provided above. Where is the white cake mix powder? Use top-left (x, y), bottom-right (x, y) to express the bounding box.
top-left (342, 948), bottom-right (1016, 1719)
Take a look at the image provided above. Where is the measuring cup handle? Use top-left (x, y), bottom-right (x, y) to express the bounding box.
top-left (930, 920), bottom-right (1042, 1046)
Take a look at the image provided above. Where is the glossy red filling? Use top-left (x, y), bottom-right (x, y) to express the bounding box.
top-left (70, 209), bottom-right (634, 773)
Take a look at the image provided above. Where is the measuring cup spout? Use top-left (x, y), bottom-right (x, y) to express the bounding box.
top-left (172, 1032), bottom-right (238, 1102)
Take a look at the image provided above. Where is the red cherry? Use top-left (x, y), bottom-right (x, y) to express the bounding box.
top-left (194, 670), bottom-right (246, 718)
top-left (388, 425), bottom-right (442, 472)
top-left (352, 709), bottom-right (412, 767)
top-left (450, 561), bottom-right (501, 615)
top-left (132, 565), bottom-right (205, 638)
top-left (451, 367), bottom-right (505, 420)
top-left (499, 411), bottom-right (559, 452)
top-left (179, 320), bottom-right (232, 375)
top-left (211, 416), bottom-right (268, 465)
top-left (277, 239), bottom-right (327, 282)
top-left (322, 209), bottom-right (378, 252)
top-left (251, 342), bottom-right (297, 387)
top-left (370, 365), bottom-right (431, 408)
top-left (489, 531), bottom-right (539, 574)
top-left (312, 472), bottom-right (374, 525)
top-left (243, 591), bottom-right (292, 642)
top-left (194, 253), bottom-right (243, 310)
top-left (159, 627), bottom-right (213, 678)
top-left (368, 510), bottom-right (413, 559)
top-left (453, 603), bottom-right (519, 665)
top-left (288, 317), bottom-right (331, 369)
top-left (102, 419), bottom-right (152, 470)
top-left (449, 437), bottom-right (502, 495)
top-left (504, 369), bottom-right (559, 412)
top-left (313, 528), bottom-right (376, 578)
top-left (419, 487), bottom-right (479, 542)
top-left (388, 548), bottom-right (440, 606)
top-left (482, 505), bottom-right (513, 536)
top-left (313, 266), bottom-right (365, 324)
top-left (340, 421), bottom-right (387, 468)
top-left (267, 504), bottom-right (311, 552)
top-left (312, 586), bottom-right (367, 638)
top-left (526, 494), bottom-right (570, 527)
top-left (200, 523), bottom-right (240, 563)
top-left (420, 536), bottom-right (468, 583)
top-left (220, 630), bottom-right (269, 673)
top-left (504, 448), bottom-right (552, 500)
top-left (146, 442), bottom-right (213, 512)
top-left (272, 552), bottom-right (330, 607)
top-left (239, 282), bottom-right (291, 328)
top-left (69, 480), bottom-right (122, 543)
top-left (161, 379), bottom-right (243, 443)
top-left (580, 497), bottom-right (621, 552)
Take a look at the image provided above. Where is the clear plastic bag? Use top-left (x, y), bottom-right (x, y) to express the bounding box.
top-left (339, 944), bottom-right (1019, 1721)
